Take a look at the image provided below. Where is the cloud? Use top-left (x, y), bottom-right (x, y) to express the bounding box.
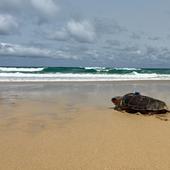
top-left (105, 39), bottom-right (121, 46)
top-left (94, 17), bottom-right (127, 35)
top-left (1, 42), bottom-right (170, 67)
top-left (60, 45), bottom-right (88, 53)
top-left (0, 0), bottom-right (61, 24)
top-left (59, 45), bottom-right (101, 60)
top-left (0, 43), bottom-right (77, 59)
top-left (167, 35), bottom-right (170, 40)
top-left (33, 15), bottom-right (127, 44)
top-left (68, 7), bottom-right (84, 22)
top-left (36, 16), bottom-right (127, 44)
top-left (148, 36), bottom-right (162, 41)
top-left (145, 45), bottom-right (170, 61)
top-left (59, 45), bottom-right (95, 60)
top-left (30, 0), bottom-right (60, 24)
top-left (0, 14), bottom-right (19, 35)
top-left (35, 19), bottom-right (96, 43)
top-left (67, 19), bottom-right (96, 43)
top-left (130, 32), bottom-right (140, 39)
top-left (99, 44), bottom-right (170, 67)
top-left (0, 0), bottom-right (23, 14)
top-left (35, 27), bottom-right (70, 41)
top-left (0, 42), bottom-right (101, 62)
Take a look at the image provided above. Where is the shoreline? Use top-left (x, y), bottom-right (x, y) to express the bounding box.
top-left (1, 79), bottom-right (170, 83)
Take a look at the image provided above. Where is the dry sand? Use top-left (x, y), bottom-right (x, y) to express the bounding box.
top-left (0, 82), bottom-right (170, 170)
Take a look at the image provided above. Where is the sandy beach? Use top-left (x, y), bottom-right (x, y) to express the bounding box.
top-left (1, 81), bottom-right (170, 170)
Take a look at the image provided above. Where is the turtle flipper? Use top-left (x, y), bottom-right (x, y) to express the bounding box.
top-left (114, 106), bottom-right (124, 112)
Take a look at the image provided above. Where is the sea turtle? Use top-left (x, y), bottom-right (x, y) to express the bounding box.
top-left (111, 92), bottom-right (170, 115)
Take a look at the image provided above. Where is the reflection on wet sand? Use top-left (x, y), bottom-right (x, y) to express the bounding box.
top-left (0, 82), bottom-right (170, 170)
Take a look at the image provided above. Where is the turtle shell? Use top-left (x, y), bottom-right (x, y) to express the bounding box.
top-left (120, 93), bottom-right (168, 111)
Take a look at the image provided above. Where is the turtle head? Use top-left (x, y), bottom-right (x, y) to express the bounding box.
top-left (111, 96), bottom-right (122, 106)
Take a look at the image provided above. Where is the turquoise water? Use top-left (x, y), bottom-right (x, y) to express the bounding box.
top-left (1, 67), bottom-right (170, 74)
top-left (41, 67), bottom-right (170, 74)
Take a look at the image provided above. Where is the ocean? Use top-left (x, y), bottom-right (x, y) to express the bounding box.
top-left (0, 67), bottom-right (170, 82)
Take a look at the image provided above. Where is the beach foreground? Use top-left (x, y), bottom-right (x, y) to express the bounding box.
top-left (0, 82), bottom-right (170, 170)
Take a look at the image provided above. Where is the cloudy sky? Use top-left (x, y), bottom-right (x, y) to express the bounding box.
top-left (0, 0), bottom-right (170, 67)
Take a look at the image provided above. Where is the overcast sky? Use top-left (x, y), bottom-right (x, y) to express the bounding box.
top-left (0, 0), bottom-right (170, 67)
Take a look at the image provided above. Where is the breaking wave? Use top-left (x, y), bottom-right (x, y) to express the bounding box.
top-left (0, 72), bottom-right (170, 82)
top-left (0, 67), bottom-right (44, 72)
top-left (0, 67), bottom-right (170, 82)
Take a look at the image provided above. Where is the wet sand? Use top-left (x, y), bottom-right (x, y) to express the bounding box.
top-left (0, 81), bottom-right (170, 170)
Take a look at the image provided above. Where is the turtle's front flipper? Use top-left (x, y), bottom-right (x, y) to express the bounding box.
top-left (114, 106), bottom-right (124, 112)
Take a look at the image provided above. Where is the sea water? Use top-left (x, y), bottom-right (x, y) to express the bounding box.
top-left (0, 67), bottom-right (170, 82)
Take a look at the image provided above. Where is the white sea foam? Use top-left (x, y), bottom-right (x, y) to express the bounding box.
top-left (84, 67), bottom-right (106, 70)
top-left (115, 68), bottom-right (141, 70)
top-left (84, 67), bottom-right (105, 69)
top-left (84, 67), bottom-right (108, 73)
top-left (0, 72), bottom-right (170, 82)
top-left (0, 67), bottom-right (44, 72)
